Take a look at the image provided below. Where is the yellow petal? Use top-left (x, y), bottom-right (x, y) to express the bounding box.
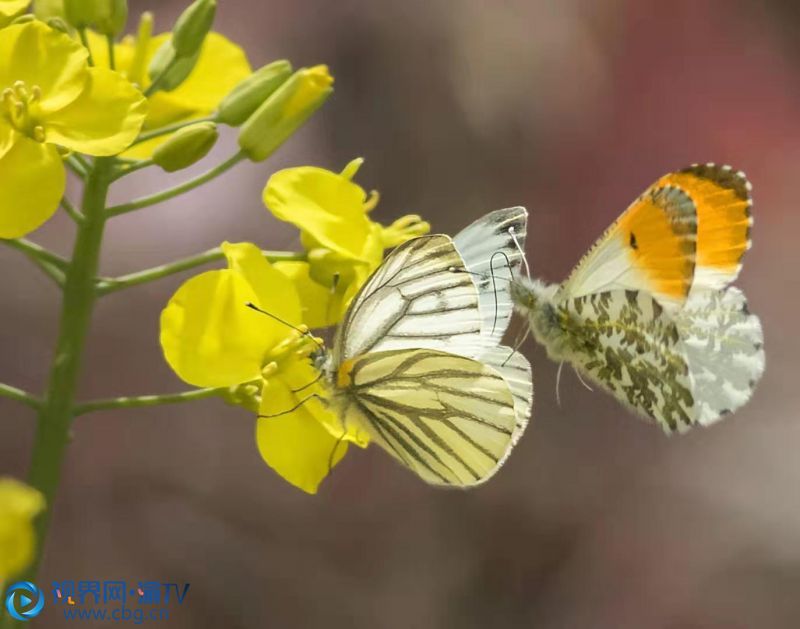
top-left (83, 29), bottom-right (135, 72)
top-left (0, 121), bottom-right (16, 159)
top-left (0, 0), bottom-right (30, 25)
top-left (160, 270), bottom-right (272, 388)
top-left (148, 32), bottom-right (251, 121)
top-left (274, 260), bottom-right (366, 329)
top-left (121, 32), bottom-right (251, 160)
top-left (220, 242), bottom-right (302, 327)
top-left (45, 67), bottom-right (147, 156)
top-left (0, 137), bottom-right (64, 238)
top-left (0, 477), bottom-right (45, 580)
top-left (256, 377), bottom-right (347, 494)
top-left (160, 243), bottom-right (303, 388)
top-left (0, 22), bottom-right (88, 114)
top-left (264, 164), bottom-right (374, 261)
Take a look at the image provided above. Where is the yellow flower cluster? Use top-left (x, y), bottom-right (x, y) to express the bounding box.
top-left (162, 160), bottom-right (429, 493)
top-left (0, 20), bottom-right (146, 237)
top-left (0, 5), bottom-right (431, 496)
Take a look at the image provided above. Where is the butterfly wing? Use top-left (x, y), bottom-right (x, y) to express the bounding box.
top-left (332, 235), bottom-right (486, 364)
top-left (675, 286), bottom-right (764, 424)
top-left (473, 345), bottom-right (532, 444)
top-left (340, 348), bottom-right (519, 486)
top-left (656, 164), bottom-right (753, 292)
top-left (559, 290), bottom-right (696, 432)
top-left (560, 184), bottom-right (698, 311)
top-left (453, 207), bottom-right (528, 342)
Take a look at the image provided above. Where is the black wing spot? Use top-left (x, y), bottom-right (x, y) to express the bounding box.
top-left (629, 232), bottom-right (638, 250)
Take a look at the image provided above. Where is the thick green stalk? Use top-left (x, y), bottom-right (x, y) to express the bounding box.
top-left (23, 159), bottom-right (113, 582)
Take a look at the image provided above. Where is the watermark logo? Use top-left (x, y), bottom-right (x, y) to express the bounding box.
top-left (5, 581), bottom-right (45, 621)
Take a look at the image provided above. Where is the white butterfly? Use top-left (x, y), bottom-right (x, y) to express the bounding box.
top-left (510, 164), bottom-right (764, 433)
top-left (319, 208), bottom-right (533, 486)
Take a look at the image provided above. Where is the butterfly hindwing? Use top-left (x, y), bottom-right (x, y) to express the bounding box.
top-left (675, 286), bottom-right (764, 425)
top-left (560, 183), bottom-right (698, 311)
top-left (453, 207), bottom-right (528, 342)
top-left (341, 348), bottom-right (518, 487)
top-left (560, 289), bottom-right (696, 432)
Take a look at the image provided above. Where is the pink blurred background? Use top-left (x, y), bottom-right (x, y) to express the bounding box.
top-left (2, 0), bottom-right (800, 626)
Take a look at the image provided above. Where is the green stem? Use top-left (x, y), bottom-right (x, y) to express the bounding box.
top-left (23, 158), bottom-right (113, 585)
top-left (106, 34), bottom-right (116, 70)
top-left (74, 387), bottom-right (224, 416)
top-left (96, 248), bottom-right (306, 295)
top-left (111, 158), bottom-right (154, 180)
top-left (65, 155), bottom-right (87, 179)
top-left (78, 28), bottom-right (94, 66)
top-left (107, 153), bottom-right (245, 217)
top-left (3, 238), bottom-right (68, 287)
top-left (132, 116), bottom-right (216, 146)
top-left (61, 197), bottom-right (84, 223)
top-left (0, 383), bottom-right (41, 410)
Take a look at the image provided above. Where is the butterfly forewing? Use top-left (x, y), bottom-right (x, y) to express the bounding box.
top-left (656, 163), bottom-right (753, 292)
top-left (342, 349), bottom-right (518, 487)
top-left (333, 235), bottom-right (486, 364)
top-left (560, 184), bottom-right (698, 311)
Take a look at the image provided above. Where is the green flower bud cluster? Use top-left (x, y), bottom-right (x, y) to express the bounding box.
top-left (234, 65), bottom-right (334, 162)
top-left (147, 0), bottom-right (216, 93)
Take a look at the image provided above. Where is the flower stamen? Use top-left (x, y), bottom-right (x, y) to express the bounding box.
top-left (1, 81), bottom-right (44, 140)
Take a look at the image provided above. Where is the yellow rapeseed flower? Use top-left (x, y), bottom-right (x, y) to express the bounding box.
top-left (0, 1), bottom-right (30, 27)
top-left (87, 24), bottom-right (251, 158)
top-left (160, 242), bottom-right (366, 494)
top-left (0, 21), bottom-right (146, 238)
top-left (264, 158), bottom-right (430, 327)
top-left (0, 477), bottom-right (44, 582)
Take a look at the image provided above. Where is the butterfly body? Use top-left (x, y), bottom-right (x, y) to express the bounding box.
top-left (511, 164), bottom-right (764, 433)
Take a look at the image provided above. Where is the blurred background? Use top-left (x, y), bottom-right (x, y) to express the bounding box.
top-left (2, 0), bottom-right (800, 626)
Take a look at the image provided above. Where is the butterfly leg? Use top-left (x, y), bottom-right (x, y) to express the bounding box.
top-left (257, 393), bottom-right (325, 418)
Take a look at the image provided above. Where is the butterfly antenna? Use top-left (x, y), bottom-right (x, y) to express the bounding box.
top-left (555, 361), bottom-right (564, 408)
top-left (292, 371), bottom-right (324, 394)
top-left (508, 226), bottom-right (530, 278)
top-left (257, 393), bottom-right (323, 418)
top-left (245, 302), bottom-right (324, 352)
top-left (573, 367), bottom-right (594, 392)
top-left (488, 250), bottom-right (513, 336)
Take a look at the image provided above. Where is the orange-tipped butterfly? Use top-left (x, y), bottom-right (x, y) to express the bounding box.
top-left (511, 164), bottom-right (764, 433)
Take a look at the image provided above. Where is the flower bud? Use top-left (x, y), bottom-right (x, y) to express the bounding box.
top-left (148, 40), bottom-right (201, 91)
top-left (95, 0), bottom-right (127, 36)
top-left (238, 65), bottom-right (334, 162)
top-left (63, 0), bottom-right (126, 33)
top-left (34, 0), bottom-right (65, 20)
top-left (217, 60), bottom-right (293, 127)
top-left (11, 14), bottom-right (36, 25)
top-left (63, 0), bottom-right (105, 27)
top-left (152, 122), bottom-right (219, 172)
top-left (46, 17), bottom-right (71, 32)
top-left (172, 0), bottom-right (216, 58)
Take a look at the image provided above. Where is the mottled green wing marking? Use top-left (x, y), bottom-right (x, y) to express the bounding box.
top-left (560, 290), bottom-right (696, 432)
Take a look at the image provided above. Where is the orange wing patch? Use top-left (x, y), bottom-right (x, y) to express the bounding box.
top-left (561, 184), bottom-right (697, 310)
top-left (617, 185), bottom-right (698, 304)
top-left (657, 164), bottom-right (752, 290)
